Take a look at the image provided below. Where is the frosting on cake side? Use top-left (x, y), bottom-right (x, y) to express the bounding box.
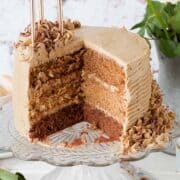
top-left (74, 26), bottom-right (152, 132)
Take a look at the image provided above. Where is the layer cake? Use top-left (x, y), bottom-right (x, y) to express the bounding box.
top-left (13, 20), bottom-right (175, 152)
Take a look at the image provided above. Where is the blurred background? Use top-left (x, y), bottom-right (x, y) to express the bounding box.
top-left (0, 0), bottom-right (148, 75)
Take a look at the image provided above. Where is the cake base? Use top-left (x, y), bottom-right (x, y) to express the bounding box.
top-left (84, 104), bottom-right (122, 140)
top-left (29, 103), bottom-right (84, 140)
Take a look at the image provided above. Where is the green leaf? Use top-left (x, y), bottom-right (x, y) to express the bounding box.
top-left (174, 2), bottom-right (180, 14)
top-left (147, 0), bottom-right (170, 39)
top-left (138, 27), bottom-right (145, 36)
top-left (0, 169), bottom-right (18, 180)
top-left (131, 1), bottom-right (155, 32)
top-left (146, 22), bottom-right (166, 39)
top-left (147, 0), bottom-right (165, 15)
top-left (164, 2), bottom-right (176, 16)
top-left (0, 170), bottom-right (26, 180)
top-left (15, 173), bottom-right (25, 180)
top-left (147, 15), bottom-right (164, 29)
top-left (173, 34), bottom-right (178, 42)
top-left (170, 13), bottom-right (180, 33)
top-left (147, 1), bottom-right (166, 18)
top-left (174, 43), bottom-right (180, 56)
top-left (146, 25), bottom-right (153, 38)
top-left (159, 39), bottom-right (177, 57)
top-left (144, 4), bottom-right (154, 21)
top-left (131, 20), bottom-right (145, 30)
top-left (131, 0), bottom-right (180, 58)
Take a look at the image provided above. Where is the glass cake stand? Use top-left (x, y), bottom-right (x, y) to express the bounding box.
top-left (0, 102), bottom-right (161, 180)
top-left (156, 46), bottom-right (180, 155)
top-left (162, 120), bottom-right (180, 155)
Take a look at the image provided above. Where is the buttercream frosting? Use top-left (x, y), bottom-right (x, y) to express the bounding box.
top-left (87, 73), bottom-right (119, 93)
top-left (74, 26), bottom-right (151, 132)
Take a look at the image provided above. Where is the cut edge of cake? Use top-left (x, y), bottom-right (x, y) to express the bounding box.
top-left (13, 20), bottom-right (84, 138)
top-left (74, 26), bottom-right (152, 134)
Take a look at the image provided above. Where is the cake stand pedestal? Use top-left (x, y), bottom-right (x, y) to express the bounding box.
top-left (41, 163), bottom-right (156, 180)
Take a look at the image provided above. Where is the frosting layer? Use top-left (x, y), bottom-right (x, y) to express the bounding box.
top-left (74, 26), bottom-right (149, 66)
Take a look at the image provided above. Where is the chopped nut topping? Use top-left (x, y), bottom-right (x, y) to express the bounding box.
top-left (16, 19), bottom-right (81, 53)
top-left (121, 80), bottom-right (175, 154)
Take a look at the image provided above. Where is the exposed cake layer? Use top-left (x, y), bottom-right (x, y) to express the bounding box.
top-left (83, 77), bottom-right (126, 122)
top-left (84, 104), bottom-right (122, 139)
top-left (77, 33), bottom-right (152, 132)
top-left (29, 71), bottom-right (82, 98)
top-left (29, 81), bottom-right (82, 125)
top-left (29, 49), bottom-right (84, 88)
top-left (82, 48), bottom-right (126, 130)
top-left (75, 28), bottom-right (152, 132)
top-left (13, 20), bottom-right (84, 138)
top-left (83, 48), bottom-right (125, 89)
top-left (28, 50), bottom-right (85, 126)
top-left (82, 47), bottom-right (151, 132)
top-left (29, 103), bottom-right (84, 140)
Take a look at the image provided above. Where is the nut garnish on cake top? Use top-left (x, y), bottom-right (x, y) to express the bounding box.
top-left (16, 19), bottom-right (81, 48)
top-left (14, 19), bottom-right (82, 66)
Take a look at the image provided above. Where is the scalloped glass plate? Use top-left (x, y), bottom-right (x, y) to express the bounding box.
top-left (0, 102), bottom-right (166, 167)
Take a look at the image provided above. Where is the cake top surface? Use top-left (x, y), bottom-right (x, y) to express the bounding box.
top-left (15, 20), bottom-right (149, 67)
top-left (74, 26), bottom-right (150, 66)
